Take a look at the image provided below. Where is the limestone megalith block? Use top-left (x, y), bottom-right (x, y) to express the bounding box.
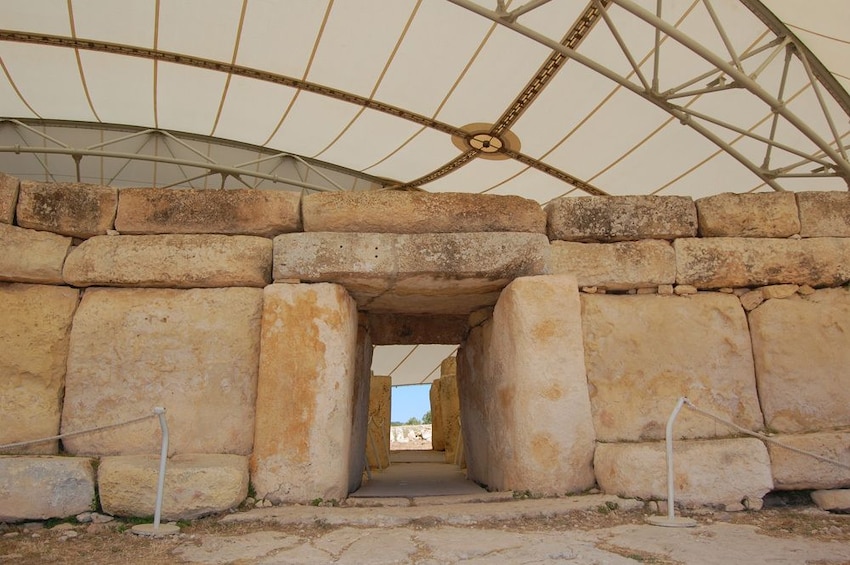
top-left (549, 239), bottom-right (675, 290)
top-left (303, 191), bottom-right (546, 234)
top-left (0, 172), bottom-right (19, 224)
top-left (546, 195), bottom-right (697, 242)
top-left (696, 192), bottom-right (800, 237)
top-left (594, 438), bottom-right (773, 507)
top-left (750, 288), bottom-right (850, 433)
top-left (368, 375), bottom-right (392, 469)
top-left (797, 191), bottom-right (850, 237)
top-left (116, 187), bottom-right (301, 236)
top-left (581, 293), bottom-right (762, 442)
top-left (251, 283), bottom-right (359, 503)
top-left (768, 431), bottom-right (850, 490)
top-left (63, 234), bottom-right (272, 288)
top-left (0, 284), bottom-right (79, 454)
top-left (61, 287), bottom-right (262, 455)
top-left (17, 181), bottom-right (117, 238)
top-left (0, 456), bottom-right (95, 522)
top-left (429, 379), bottom-right (445, 451)
top-left (0, 223), bottom-right (72, 284)
top-left (98, 454), bottom-right (249, 520)
top-left (674, 237), bottom-right (850, 288)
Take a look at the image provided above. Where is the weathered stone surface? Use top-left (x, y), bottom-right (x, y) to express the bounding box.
top-left (546, 195), bottom-right (697, 242)
top-left (430, 379), bottom-right (445, 451)
top-left (16, 181), bottom-right (117, 238)
top-left (115, 187), bottom-right (302, 236)
top-left (367, 313), bottom-right (468, 345)
top-left (251, 283), bottom-right (359, 503)
top-left (367, 376), bottom-right (392, 469)
top-left (797, 191), bottom-right (850, 237)
top-left (63, 234), bottom-right (272, 288)
top-left (459, 275), bottom-right (596, 494)
top-left (761, 284), bottom-right (799, 299)
top-left (594, 439), bottom-right (773, 507)
top-left (549, 239), bottom-right (675, 290)
top-left (750, 288), bottom-right (850, 433)
top-left (581, 293), bottom-right (762, 442)
top-left (0, 284), bottom-right (79, 454)
top-left (0, 172), bottom-right (19, 224)
top-left (696, 192), bottom-right (800, 237)
top-left (674, 237), bottom-right (850, 288)
top-left (768, 431), bottom-right (850, 490)
top-left (61, 287), bottom-right (262, 455)
top-left (348, 322), bottom-right (372, 493)
top-left (0, 223), bottom-right (72, 284)
top-left (98, 454), bottom-right (248, 519)
top-left (0, 456), bottom-right (95, 522)
top-left (274, 232), bottom-right (549, 314)
top-left (440, 364), bottom-right (461, 465)
top-left (811, 489), bottom-right (850, 513)
top-left (739, 289), bottom-right (765, 311)
top-left (303, 191), bottom-right (546, 234)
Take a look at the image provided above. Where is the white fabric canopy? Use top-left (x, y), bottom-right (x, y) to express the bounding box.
top-left (2, 0), bottom-right (848, 384)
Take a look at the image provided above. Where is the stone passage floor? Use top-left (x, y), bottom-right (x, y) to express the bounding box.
top-left (350, 459), bottom-right (487, 499)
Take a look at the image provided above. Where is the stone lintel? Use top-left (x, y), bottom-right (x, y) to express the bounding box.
top-left (0, 172), bottom-right (19, 224)
top-left (17, 181), bottom-right (117, 238)
top-left (549, 239), bottom-right (674, 290)
top-left (274, 232), bottom-right (549, 314)
top-left (674, 237), bottom-right (850, 288)
top-left (797, 191), bottom-right (850, 237)
top-left (63, 234), bottom-right (272, 288)
top-left (696, 191), bottom-right (800, 237)
top-left (546, 195), bottom-right (697, 242)
top-left (0, 223), bottom-right (73, 284)
top-left (115, 187), bottom-right (302, 236)
top-left (368, 313), bottom-right (468, 345)
top-left (303, 190), bottom-right (546, 234)
top-left (594, 438), bottom-right (773, 507)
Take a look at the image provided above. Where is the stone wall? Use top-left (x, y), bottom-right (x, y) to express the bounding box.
top-left (1, 174), bottom-right (850, 519)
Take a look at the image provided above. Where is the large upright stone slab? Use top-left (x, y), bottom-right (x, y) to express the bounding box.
top-left (98, 454), bottom-right (249, 520)
top-left (61, 287), bottom-right (263, 455)
top-left (461, 275), bottom-right (596, 494)
top-left (0, 456), bottom-right (95, 522)
top-left (0, 172), bottom-right (19, 224)
top-left (429, 379), bottom-right (445, 452)
top-left (696, 192), bottom-right (800, 237)
top-left (16, 181), bottom-right (117, 238)
top-left (675, 237), bottom-right (850, 288)
top-left (115, 187), bottom-right (302, 236)
top-left (0, 284), bottom-right (79, 454)
top-left (274, 231), bottom-right (549, 314)
top-left (251, 283), bottom-right (359, 504)
top-left (439, 358), bottom-right (461, 464)
top-left (368, 375), bottom-right (392, 469)
top-left (63, 234), bottom-right (272, 288)
top-left (594, 439), bottom-right (773, 507)
top-left (303, 191), bottom-right (546, 234)
top-left (549, 239), bottom-right (675, 290)
top-left (348, 321), bottom-right (372, 493)
top-left (749, 288), bottom-right (850, 433)
top-left (797, 191), bottom-right (850, 237)
top-left (0, 223), bottom-right (72, 284)
top-left (546, 195), bottom-right (697, 242)
top-left (768, 431), bottom-right (850, 490)
top-left (581, 293), bottom-right (762, 442)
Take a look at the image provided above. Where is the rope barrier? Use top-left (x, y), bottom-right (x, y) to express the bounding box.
top-left (682, 399), bottom-right (850, 471)
top-left (0, 412), bottom-right (158, 451)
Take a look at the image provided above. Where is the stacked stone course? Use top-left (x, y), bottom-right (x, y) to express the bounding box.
top-left (1, 174), bottom-right (849, 520)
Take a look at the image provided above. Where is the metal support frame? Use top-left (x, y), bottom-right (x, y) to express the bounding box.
top-left (449, 0), bottom-right (850, 190)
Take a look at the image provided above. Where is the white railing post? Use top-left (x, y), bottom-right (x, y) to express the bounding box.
top-left (131, 407), bottom-right (180, 536)
top-left (647, 397), bottom-right (697, 528)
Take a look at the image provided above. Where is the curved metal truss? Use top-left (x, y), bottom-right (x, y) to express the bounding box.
top-left (450, 0), bottom-right (850, 192)
top-left (0, 118), bottom-right (393, 192)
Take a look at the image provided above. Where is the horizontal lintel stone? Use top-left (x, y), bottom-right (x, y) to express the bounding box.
top-left (797, 191), bottom-right (850, 237)
top-left (696, 191), bottom-right (800, 237)
top-left (0, 223), bottom-right (72, 284)
top-left (549, 239), bottom-right (674, 290)
top-left (17, 181), bottom-right (117, 239)
top-left (546, 195), bottom-right (697, 242)
top-left (368, 313), bottom-right (468, 345)
top-left (674, 237), bottom-right (850, 288)
top-left (302, 190), bottom-right (546, 234)
top-left (115, 187), bottom-right (302, 237)
top-left (63, 234), bottom-right (272, 288)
